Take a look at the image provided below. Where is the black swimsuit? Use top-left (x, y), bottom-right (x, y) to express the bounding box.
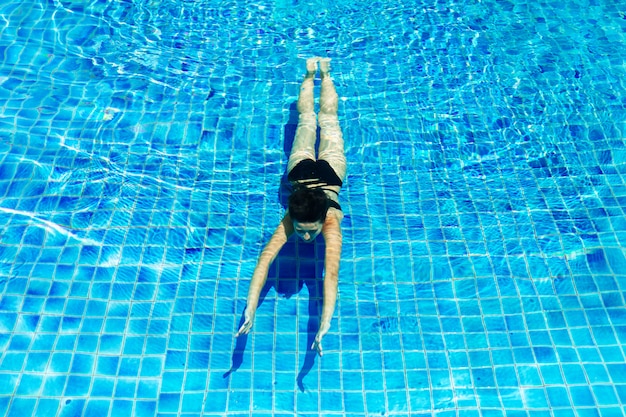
top-left (288, 159), bottom-right (343, 211)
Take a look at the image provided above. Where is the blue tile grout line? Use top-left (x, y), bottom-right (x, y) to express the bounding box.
top-left (1, 0), bottom-right (626, 416)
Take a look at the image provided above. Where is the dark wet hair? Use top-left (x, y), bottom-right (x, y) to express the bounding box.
top-left (288, 187), bottom-right (329, 223)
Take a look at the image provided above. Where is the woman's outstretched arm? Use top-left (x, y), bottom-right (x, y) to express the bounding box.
top-left (236, 214), bottom-right (294, 337)
top-left (311, 212), bottom-right (342, 355)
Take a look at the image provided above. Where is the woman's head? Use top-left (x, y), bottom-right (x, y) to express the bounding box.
top-left (288, 187), bottom-right (329, 223)
top-left (288, 188), bottom-right (328, 242)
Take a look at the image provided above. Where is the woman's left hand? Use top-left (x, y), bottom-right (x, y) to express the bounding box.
top-left (311, 321), bottom-right (331, 356)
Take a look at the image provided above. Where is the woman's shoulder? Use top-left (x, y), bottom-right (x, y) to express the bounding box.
top-left (326, 207), bottom-right (344, 223)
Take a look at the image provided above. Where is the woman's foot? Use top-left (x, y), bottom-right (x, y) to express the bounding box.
top-left (320, 58), bottom-right (331, 77)
top-left (305, 57), bottom-right (319, 77)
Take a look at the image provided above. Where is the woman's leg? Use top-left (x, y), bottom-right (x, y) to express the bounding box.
top-left (317, 59), bottom-right (346, 186)
top-left (287, 58), bottom-right (319, 174)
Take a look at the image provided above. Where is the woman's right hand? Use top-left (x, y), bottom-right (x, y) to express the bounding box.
top-left (235, 306), bottom-right (256, 337)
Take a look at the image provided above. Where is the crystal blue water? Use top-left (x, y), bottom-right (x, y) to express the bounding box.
top-left (1, 0), bottom-right (626, 415)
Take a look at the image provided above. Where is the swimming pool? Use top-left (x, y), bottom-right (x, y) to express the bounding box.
top-left (1, 0), bottom-right (626, 415)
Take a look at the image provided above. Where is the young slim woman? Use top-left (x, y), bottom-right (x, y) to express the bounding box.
top-left (236, 57), bottom-right (346, 356)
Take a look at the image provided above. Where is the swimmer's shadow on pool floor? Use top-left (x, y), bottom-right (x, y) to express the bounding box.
top-left (224, 238), bottom-right (326, 392)
top-left (223, 101), bottom-right (326, 390)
